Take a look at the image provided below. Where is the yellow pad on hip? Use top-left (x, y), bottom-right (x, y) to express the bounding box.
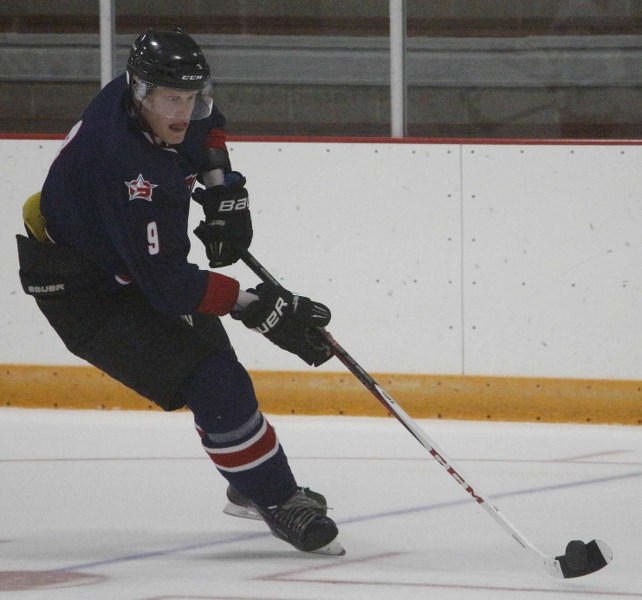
top-left (23, 191), bottom-right (47, 242)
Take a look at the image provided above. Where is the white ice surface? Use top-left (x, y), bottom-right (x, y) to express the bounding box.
top-left (0, 408), bottom-right (640, 599)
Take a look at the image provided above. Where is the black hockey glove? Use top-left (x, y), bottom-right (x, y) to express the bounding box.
top-left (193, 172), bottom-right (252, 268)
top-left (234, 282), bottom-right (333, 367)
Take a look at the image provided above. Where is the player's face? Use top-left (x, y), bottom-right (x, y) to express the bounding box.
top-left (140, 87), bottom-right (198, 145)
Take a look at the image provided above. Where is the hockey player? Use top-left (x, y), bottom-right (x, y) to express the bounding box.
top-left (16, 28), bottom-right (343, 555)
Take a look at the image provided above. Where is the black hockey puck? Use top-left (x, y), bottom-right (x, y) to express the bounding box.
top-left (556, 538), bottom-right (611, 578)
top-left (564, 540), bottom-right (589, 572)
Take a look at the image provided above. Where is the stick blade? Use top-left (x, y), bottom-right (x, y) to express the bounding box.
top-left (551, 539), bottom-right (613, 578)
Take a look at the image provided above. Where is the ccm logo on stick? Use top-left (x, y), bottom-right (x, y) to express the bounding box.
top-left (429, 448), bottom-right (484, 504)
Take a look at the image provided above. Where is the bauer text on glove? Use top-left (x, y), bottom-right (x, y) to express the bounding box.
top-left (235, 282), bottom-right (333, 367)
top-left (192, 172), bottom-right (252, 268)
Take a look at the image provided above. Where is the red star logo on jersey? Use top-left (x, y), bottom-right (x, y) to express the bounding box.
top-left (125, 174), bottom-right (158, 202)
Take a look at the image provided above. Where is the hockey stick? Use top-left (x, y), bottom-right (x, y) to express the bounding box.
top-left (238, 247), bottom-right (613, 579)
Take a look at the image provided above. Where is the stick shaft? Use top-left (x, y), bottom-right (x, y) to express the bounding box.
top-left (322, 328), bottom-right (547, 558)
top-left (238, 248), bottom-right (554, 569)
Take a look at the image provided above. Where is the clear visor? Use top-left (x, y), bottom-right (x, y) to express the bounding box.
top-left (132, 77), bottom-right (214, 121)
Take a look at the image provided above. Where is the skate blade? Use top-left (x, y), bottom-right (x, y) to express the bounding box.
top-left (310, 539), bottom-right (346, 556)
top-left (222, 502), bottom-right (263, 521)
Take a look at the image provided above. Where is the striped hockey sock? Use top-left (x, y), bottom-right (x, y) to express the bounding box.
top-left (195, 410), bottom-right (297, 506)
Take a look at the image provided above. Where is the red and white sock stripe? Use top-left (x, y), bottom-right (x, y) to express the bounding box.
top-left (198, 418), bottom-right (280, 473)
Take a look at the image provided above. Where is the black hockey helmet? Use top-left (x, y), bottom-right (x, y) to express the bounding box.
top-left (127, 28), bottom-right (214, 120)
top-left (127, 28), bottom-right (210, 90)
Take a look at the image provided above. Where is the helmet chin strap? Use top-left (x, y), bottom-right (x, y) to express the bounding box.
top-left (126, 91), bottom-right (175, 149)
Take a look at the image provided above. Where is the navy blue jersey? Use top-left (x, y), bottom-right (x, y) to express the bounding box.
top-left (41, 74), bottom-right (229, 316)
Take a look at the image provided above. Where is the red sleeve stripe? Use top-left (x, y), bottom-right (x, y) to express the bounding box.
top-left (204, 419), bottom-right (280, 472)
top-left (197, 272), bottom-right (240, 316)
top-left (206, 127), bottom-right (228, 150)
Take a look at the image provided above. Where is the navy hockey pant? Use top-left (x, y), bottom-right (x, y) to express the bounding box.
top-left (33, 283), bottom-right (297, 507)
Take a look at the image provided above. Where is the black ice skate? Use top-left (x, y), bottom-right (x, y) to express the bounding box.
top-left (254, 488), bottom-right (344, 555)
top-left (223, 485), bottom-right (328, 521)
